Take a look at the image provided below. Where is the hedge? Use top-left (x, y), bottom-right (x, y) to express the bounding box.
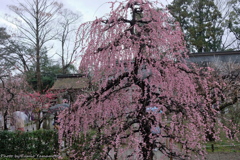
top-left (0, 130), bottom-right (58, 157)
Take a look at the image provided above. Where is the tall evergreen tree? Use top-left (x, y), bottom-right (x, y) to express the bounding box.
top-left (168, 0), bottom-right (224, 53)
top-left (26, 47), bottom-right (62, 92)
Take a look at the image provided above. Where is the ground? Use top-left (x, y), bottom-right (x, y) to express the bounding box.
top-left (206, 152), bottom-right (240, 160)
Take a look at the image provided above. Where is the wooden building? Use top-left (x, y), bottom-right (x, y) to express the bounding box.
top-left (50, 74), bottom-right (92, 103)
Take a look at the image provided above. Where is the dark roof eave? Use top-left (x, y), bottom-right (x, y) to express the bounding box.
top-left (56, 74), bottom-right (86, 78)
top-left (50, 87), bottom-right (89, 91)
top-left (188, 51), bottom-right (240, 57)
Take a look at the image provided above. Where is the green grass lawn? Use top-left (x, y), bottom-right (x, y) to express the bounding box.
top-left (206, 137), bottom-right (240, 153)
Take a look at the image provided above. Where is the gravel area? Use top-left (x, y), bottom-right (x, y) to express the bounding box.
top-left (206, 153), bottom-right (240, 160)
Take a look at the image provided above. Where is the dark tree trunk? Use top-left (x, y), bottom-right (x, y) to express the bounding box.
top-left (3, 110), bottom-right (8, 130)
top-left (35, 0), bottom-right (42, 93)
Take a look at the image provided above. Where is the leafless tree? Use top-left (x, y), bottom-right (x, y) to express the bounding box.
top-left (7, 0), bottom-right (63, 93)
top-left (56, 8), bottom-right (82, 74)
top-left (215, 0), bottom-right (240, 50)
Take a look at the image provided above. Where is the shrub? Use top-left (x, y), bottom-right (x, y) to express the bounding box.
top-left (0, 130), bottom-right (58, 157)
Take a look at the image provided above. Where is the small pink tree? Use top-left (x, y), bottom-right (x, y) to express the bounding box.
top-left (0, 74), bottom-right (32, 130)
top-left (59, 0), bottom-right (237, 159)
top-left (0, 72), bottom-right (56, 130)
top-left (27, 91), bottom-right (56, 130)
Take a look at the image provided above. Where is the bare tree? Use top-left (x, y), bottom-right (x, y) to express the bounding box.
top-left (227, 0), bottom-right (240, 43)
top-left (4, 41), bottom-right (35, 73)
top-left (0, 27), bottom-right (13, 71)
top-left (215, 0), bottom-right (240, 50)
top-left (7, 0), bottom-right (62, 93)
top-left (56, 8), bottom-right (82, 74)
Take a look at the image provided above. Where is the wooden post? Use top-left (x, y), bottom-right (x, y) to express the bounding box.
top-left (170, 138), bottom-right (172, 160)
top-left (211, 143), bottom-right (214, 152)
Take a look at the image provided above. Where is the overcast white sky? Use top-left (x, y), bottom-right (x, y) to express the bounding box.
top-left (0, 0), bottom-right (172, 25)
top-left (64, 0), bottom-right (172, 22)
top-left (0, 0), bottom-right (172, 66)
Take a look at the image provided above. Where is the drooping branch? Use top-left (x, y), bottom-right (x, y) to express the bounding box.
top-left (58, 1), bottom-right (238, 159)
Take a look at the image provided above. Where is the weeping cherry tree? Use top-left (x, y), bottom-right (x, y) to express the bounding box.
top-left (58, 0), bottom-right (238, 159)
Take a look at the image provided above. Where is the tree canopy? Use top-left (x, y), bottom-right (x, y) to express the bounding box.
top-left (168, 0), bottom-right (224, 52)
top-left (25, 47), bottom-right (62, 92)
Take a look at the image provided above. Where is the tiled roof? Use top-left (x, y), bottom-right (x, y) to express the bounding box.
top-left (51, 75), bottom-right (89, 90)
top-left (188, 51), bottom-right (240, 57)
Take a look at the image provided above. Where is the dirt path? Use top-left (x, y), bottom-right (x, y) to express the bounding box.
top-left (206, 153), bottom-right (240, 160)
